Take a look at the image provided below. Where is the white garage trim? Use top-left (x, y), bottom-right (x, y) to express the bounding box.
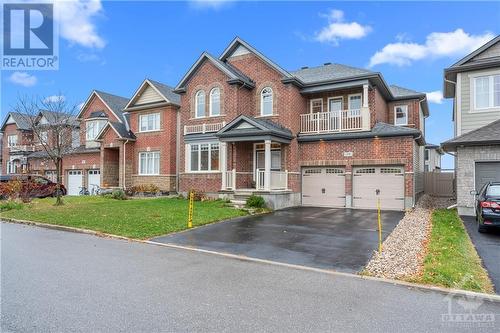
top-left (301, 167), bottom-right (346, 208)
top-left (67, 170), bottom-right (83, 196)
top-left (87, 169), bottom-right (101, 194)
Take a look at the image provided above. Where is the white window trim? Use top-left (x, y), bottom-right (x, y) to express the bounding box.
top-left (348, 93), bottom-right (362, 110)
top-left (186, 142), bottom-right (220, 173)
top-left (138, 151), bottom-right (160, 176)
top-left (209, 88), bottom-right (221, 117)
top-left (138, 113), bottom-right (161, 133)
top-left (7, 135), bottom-right (18, 147)
top-left (470, 72), bottom-right (500, 112)
top-left (260, 87), bottom-right (273, 116)
top-left (327, 96), bottom-right (343, 112)
top-left (394, 105), bottom-right (408, 126)
top-left (309, 98), bottom-right (323, 113)
top-left (195, 90), bottom-right (206, 119)
top-left (86, 119), bottom-right (107, 141)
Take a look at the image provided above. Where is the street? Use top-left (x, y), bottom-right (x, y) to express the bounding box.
top-left (2, 222), bottom-right (499, 332)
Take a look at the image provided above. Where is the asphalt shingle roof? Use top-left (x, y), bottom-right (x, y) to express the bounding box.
top-left (290, 63), bottom-right (374, 84)
top-left (94, 90), bottom-right (129, 122)
top-left (109, 121), bottom-right (136, 140)
top-left (216, 115), bottom-right (293, 140)
top-left (442, 119), bottom-right (500, 149)
top-left (148, 79), bottom-right (181, 105)
top-left (389, 85), bottom-right (425, 98)
top-left (7, 112), bottom-right (34, 130)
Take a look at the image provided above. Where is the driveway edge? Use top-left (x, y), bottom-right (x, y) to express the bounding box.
top-left (3, 218), bottom-right (499, 303)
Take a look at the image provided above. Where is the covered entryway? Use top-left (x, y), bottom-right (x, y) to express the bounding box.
top-left (353, 166), bottom-right (405, 211)
top-left (301, 167), bottom-right (345, 207)
top-left (67, 170), bottom-right (83, 195)
top-left (475, 162), bottom-right (500, 191)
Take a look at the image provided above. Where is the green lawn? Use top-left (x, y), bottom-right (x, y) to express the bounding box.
top-left (414, 209), bottom-right (493, 293)
top-left (1, 196), bottom-right (247, 239)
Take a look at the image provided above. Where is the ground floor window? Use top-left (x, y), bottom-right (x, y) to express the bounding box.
top-left (188, 142), bottom-right (219, 172)
top-left (139, 151), bottom-right (160, 175)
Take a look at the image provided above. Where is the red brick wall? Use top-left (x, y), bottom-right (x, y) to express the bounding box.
top-left (388, 99), bottom-right (422, 130)
top-left (62, 152), bottom-right (100, 187)
top-left (78, 93), bottom-right (121, 145)
top-left (370, 87), bottom-right (389, 125)
top-left (1, 124), bottom-right (34, 174)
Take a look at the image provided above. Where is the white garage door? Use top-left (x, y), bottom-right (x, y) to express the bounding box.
top-left (87, 169), bottom-right (100, 192)
top-left (302, 167), bottom-right (345, 207)
top-left (353, 166), bottom-right (405, 211)
top-left (67, 170), bottom-right (83, 195)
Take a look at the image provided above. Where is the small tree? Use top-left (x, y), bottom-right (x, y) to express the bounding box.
top-left (13, 94), bottom-right (78, 206)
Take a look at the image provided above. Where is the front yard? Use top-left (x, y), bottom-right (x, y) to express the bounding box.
top-left (1, 196), bottom-right (247, 239)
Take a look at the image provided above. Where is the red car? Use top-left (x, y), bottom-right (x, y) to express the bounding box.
top-left (0, 174), bottom-right (67, 198)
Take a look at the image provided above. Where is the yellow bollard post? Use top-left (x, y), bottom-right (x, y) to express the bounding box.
top-left (188, 191), bottom-right (194, 228)
top-left (377, 197), bottom-right (382, 253)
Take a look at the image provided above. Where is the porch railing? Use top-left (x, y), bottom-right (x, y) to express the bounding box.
top-left (300, 109), bottom-right (363, 134)
top-left (256, 169), bottom-right (288, 191)
top-left (224, 169), bottom-right (236, 190)
top-left (9, 145), bottom-right (35, 153)
top-left (184, 122), bottom-right (225, 135)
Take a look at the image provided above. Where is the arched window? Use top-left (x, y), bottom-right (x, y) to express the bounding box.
top-left (195, 90), bottom-right (205, 118)
top-left (261, 87), bottom-right (273, 116)
top-left (209, 88), bottom-right (220, 116)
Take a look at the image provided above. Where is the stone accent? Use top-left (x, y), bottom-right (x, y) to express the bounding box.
top-left (131, 175), bottom-right (176, 192)
top-left (456, 145), bottom-right (500, 216)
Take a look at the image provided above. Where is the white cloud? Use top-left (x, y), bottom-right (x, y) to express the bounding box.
top-left (189, 0), bottom-right (233, 10)
top-left (315, 9), bottom-right (372, 45)
top-left (426, 91), bottom-right (444, 104)
top-left (43, 95), bottom-right (66, 103)
top-left (56, 0), bottom-right (106, 49)
top-left (369, 29), bottom-right (495, 67)
top-left (8, 72), bottom-right (37, 87)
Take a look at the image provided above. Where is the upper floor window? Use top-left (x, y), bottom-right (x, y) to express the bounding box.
top-left (261, 87), bottom-right (273, 116)
top-left (7, 135), bottom-right (17, 147)
top-left (474, 75), bottom-right (500, 110)
top-left (310, 99), bottom-right (323, 113)
top-left (328, 97), bottom-right (343, 112)
top-left (139, 113), bottom-right (160, 132)
top-left (424, 149), bottom-right (429, 161)
top-left (195, 90), bottom-right (205, 118)
top-left (394, 105), bottom-right (408, 126)
top-left (139, 151), bottom-right (160, 175)
top-left (348, 94), bottom-right (362, 110)
top-left (86, 120), bottom-right (107, 141)
top-left (209, 88), bottom-right (221, 116)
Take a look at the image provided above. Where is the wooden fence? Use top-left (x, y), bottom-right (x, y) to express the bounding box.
top-left (424, 171), bottom-right (455, 197)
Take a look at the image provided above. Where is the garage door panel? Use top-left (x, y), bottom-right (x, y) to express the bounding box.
top-left (67, 170), bottom-right (83, 196)
top-left (353, 166), bottom-right (404, 211)
top-left (302, 168), bottom-right (345, 207)
top-left (475, 162), bottom-right (500, 191)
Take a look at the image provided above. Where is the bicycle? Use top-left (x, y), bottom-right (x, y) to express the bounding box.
top-left (90, 184), bottom-right (102, 195)
top-left (78, 186), bottom-right (90, 195)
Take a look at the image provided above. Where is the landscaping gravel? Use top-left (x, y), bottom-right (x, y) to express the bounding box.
top-left (364, 195), bottom-right (455, 279)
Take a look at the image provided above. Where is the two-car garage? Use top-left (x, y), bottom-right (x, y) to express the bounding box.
top-left (301, 166), bottom-right (405, 211)
top-left (66, 169), bottom-right (101, 195)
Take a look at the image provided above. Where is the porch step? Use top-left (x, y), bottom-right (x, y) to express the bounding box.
top-left (230, 199), bottom-right (247, 208)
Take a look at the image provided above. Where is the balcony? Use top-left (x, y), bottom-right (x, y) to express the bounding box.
top-left (9, 145), bottom-right (35, 153)
top-left (184, 122), bottom-right (226, 135)
top-left (300, 108), bottom-right (370, 134)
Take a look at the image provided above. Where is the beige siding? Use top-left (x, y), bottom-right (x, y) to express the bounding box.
top-left (471, 41), bottom-right (500, 61)
top-left (414, 143), bottom-right (424, 194)
top-left (135, 86), bottom-right (163, 105)
top-left (459, 68), bottom-right (500, 134)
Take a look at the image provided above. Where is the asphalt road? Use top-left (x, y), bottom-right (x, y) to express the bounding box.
top-left (2, 222), bottom-right (500, 333)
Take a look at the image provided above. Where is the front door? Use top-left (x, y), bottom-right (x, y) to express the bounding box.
top-left (255, 144), bottom-right (282, 188)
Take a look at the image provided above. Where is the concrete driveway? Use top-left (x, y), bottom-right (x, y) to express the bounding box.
top-left (152, 207), bottom-right (404, 273)
top-left (462, 216), bottom-right (500, 294)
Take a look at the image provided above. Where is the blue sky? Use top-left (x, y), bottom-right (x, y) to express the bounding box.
top-left (2, 1), bottom-right (500, 168)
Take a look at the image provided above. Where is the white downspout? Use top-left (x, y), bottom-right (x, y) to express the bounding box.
top-left (123, 140), bottom-right (129, 189)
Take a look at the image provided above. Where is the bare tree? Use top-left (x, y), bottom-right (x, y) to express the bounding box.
top-left (13, 94), bottom-right (78, 205)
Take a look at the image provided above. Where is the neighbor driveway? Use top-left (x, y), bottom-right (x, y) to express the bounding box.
top-left (152, 207), bottom-right (404, 272)
top-left (462, 216), bottom-right (500, 294)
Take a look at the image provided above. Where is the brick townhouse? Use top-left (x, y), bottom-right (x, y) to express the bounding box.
top-left (1, 37), bottom-right (429, 211)
top-left (174, 37), bottom-right (428, 210)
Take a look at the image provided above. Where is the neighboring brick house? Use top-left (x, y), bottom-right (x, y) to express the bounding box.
top-left (442, 35), bottom-right (500, 216)
top-left (1, 112), bottom-right (35, 175)
top-left (174, 37), bottom-right (429, 210)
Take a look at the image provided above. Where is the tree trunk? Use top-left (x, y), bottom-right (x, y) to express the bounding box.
top-left (55, 158), bottom-right (64, 206)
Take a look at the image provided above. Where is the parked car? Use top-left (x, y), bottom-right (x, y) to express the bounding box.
top-left (473, 182), bottom-right (500, 232)
top-left (0, 174), bottom-right (67, 198)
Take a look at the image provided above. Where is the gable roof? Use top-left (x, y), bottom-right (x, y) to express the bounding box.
top-left (443, 35), bottom-right (500, 98)
top-left (38, 110), bottom-right (78, 127)
top-left (442, 119), bottom-right (500, 151)
top-left (77, 90), bottom-right (128, 123)
top-left (125, 78), bottom-right (180, 109)
top-left (0, 112), bottom-right (35, 132)
top-left (216, 114), bottom-right (293, 142)
top-left (95, 121), bottom-right (136, 141)
top-left (291, 63), bottom-right (373, 84)
top-left (174, 52), bottom-right (255, 93)
top-left (219, 37), bottom-right (293, 79)
top-left (389, 85), bottom-right (425, 99)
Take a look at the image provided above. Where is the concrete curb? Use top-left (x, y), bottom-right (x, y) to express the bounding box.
top-left (3, 218), bottom-right (500, 303)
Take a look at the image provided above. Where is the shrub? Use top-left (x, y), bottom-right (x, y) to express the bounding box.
top-left (0, 179), bottom-right (45, 203)
top-left (127, 184), bottom-right (160, 196)
top-left (189, 189), bottom-right (206, 201)
top-left (245, 195), bottom-right (266, 208)
top-left (0, 200), bottom-right (23, 212)
top-left (111, 189), bottom-right (127, 200)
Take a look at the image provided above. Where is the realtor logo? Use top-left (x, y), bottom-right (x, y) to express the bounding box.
top-left (2, 2), bottom-right (59, 69)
